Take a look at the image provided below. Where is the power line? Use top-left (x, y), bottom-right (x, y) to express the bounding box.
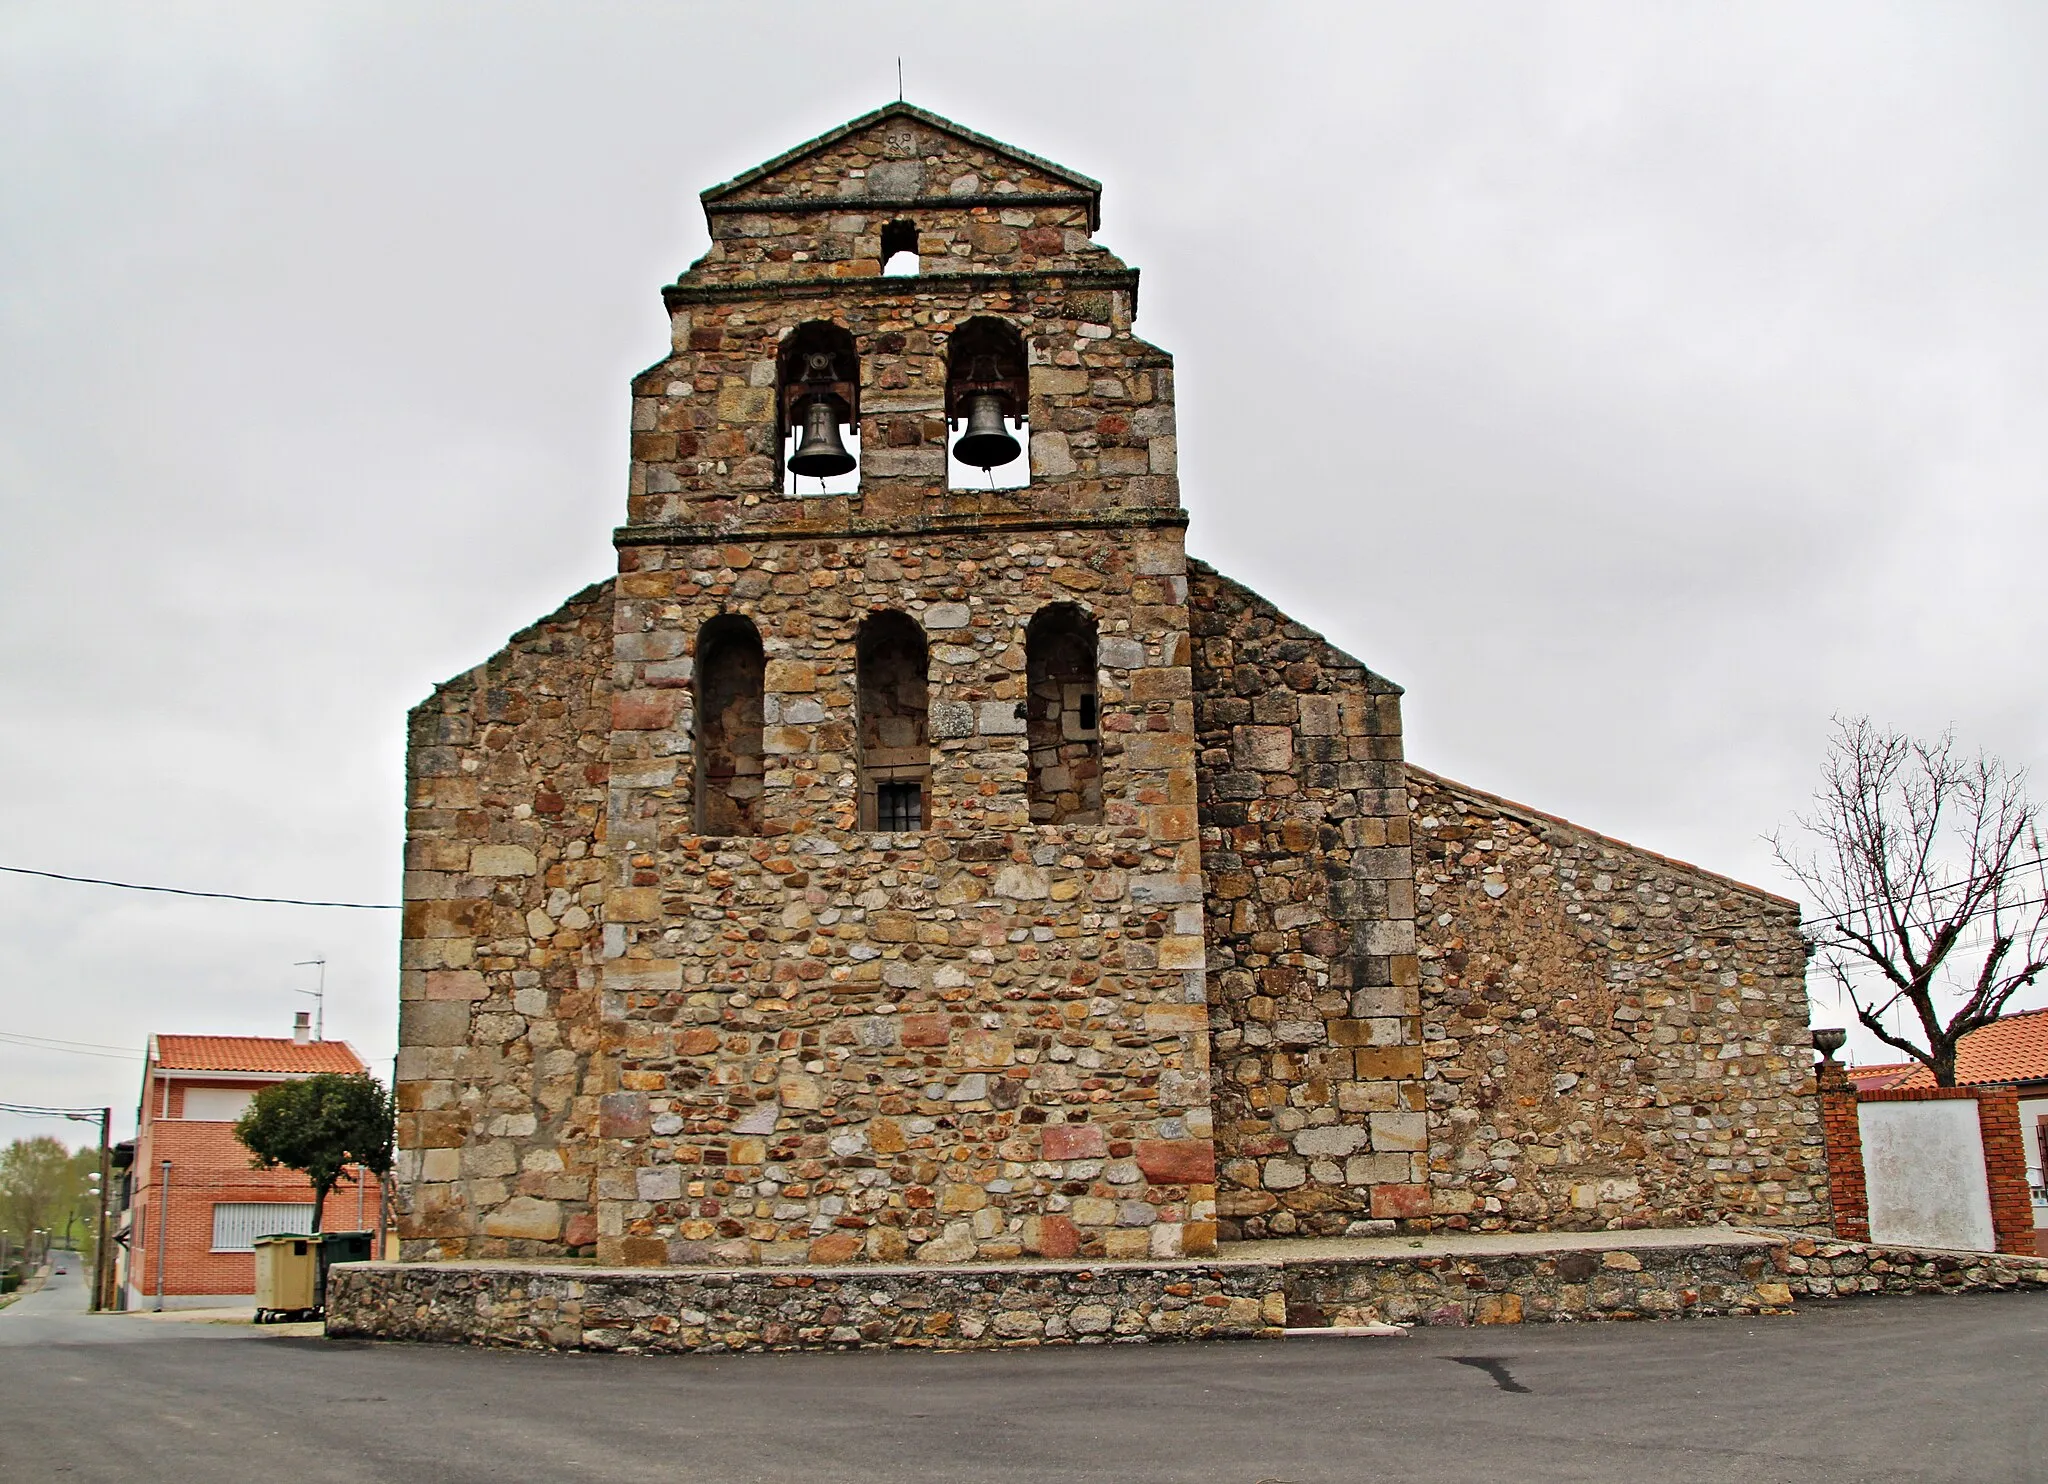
top-left (0, 1100), bottom-right (107, 1120)
top-left (1797, 855), bottom-right (2048, 932)
top-left (1808, 891), bottom-right (2048, 947)
top-left (0, 864), bottom-right (398, 911)
top-left (0, 1032), bottom-right (144, 1061)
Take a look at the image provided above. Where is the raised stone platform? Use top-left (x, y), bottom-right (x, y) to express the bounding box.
top-left (325, 1227), bottom-right (2048, 1354)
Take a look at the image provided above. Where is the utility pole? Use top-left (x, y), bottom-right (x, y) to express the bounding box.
top-left (92, 1107), bottom-right (112, 1312)
top-left (153, 1159), bottom-right (170, 1312)
top-left (295, 957), bottom-right (327, 1040)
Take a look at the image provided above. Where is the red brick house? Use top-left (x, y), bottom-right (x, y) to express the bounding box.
top-left (121, 1017), bottom-right (383, 1309)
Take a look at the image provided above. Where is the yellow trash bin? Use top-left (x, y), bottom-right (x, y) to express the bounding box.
top-left (253, 1234), bottom-right (318, 1322)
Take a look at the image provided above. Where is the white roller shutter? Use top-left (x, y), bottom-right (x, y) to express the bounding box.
top-left (211, 1202), bottom-right (315, 1251)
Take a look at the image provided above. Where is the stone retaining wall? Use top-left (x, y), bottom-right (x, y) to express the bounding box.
top-left (1769, 1235), bottom-right (2048, 1299)
top-left (326, 1259), bottom-right (1280, 1353)
top-left (1280, 1238), bottom-right (1791, 1327)
top-left (326, 1235), bottom-right (2048, 1352)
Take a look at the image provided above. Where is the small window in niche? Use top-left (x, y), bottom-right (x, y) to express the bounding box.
top-left (881, 220), bottom-right (919, 277)
top-left (875, 780), bottom-right (923, 831)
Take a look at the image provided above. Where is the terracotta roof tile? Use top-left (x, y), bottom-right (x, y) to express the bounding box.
top-left (151, 1035), bottom-right (365, 1075)
top-left (1858, 1007), bottom-right (2048, 1091)
top-left (1848, 1062), bottom-right (1920, 1092)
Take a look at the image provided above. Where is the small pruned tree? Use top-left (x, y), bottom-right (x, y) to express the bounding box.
top-left (234, 1073), bottom-right (394, 1233)
top-left (1773, 716), bottom-right (2048, 1086)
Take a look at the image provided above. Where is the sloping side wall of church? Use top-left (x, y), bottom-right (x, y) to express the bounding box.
top-left (1410, 769), bottom-right (1830, 1231)
top-left (395, 579), bottom-right (615, 1259)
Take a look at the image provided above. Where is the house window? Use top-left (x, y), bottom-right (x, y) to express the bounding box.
top-left (856, 611), bottom-right (930, 831)
top-left (180, 1087), bottom-right (254, 1122)
top-left (211, 1202), bottom-right (316, 1252)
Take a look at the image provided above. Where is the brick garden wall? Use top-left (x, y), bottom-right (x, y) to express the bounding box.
top-left (1853, 1084), bottom-right (2035, 1255)
top-left (1816, 1059), bottom-right (1870, 1239)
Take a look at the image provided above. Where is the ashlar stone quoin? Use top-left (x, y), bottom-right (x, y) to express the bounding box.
top-left (394, 103), bottom-right (1829, 1272)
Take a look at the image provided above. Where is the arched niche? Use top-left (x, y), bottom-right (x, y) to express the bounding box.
top-left (1025, 604), bottom-right (1102, 824)
top-left (945, 316), bottom-right (1030, 491)
top-left (856, 610), bottom-right (930, 831)
top-left (694, 614), bottom-right (765, 836)
top-left (778, 321), bottom-right (861, 496)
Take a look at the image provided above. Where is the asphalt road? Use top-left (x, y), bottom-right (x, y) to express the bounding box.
top-left (2, 1263), bottom-right (2043, 1483)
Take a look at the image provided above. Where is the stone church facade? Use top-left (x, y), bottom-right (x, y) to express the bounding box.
top-left (393, 105), bottom-right (1828, 1269)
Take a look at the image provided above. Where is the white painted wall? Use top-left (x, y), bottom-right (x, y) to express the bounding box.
top-left (1858, 1099), bottom-right (1996, 1252)
top-left (2019, 1097), bottom-right (2048, 1226)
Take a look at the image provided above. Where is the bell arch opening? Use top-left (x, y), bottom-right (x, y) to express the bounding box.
top-left (880, 220), bottom-right (919, 277)
top-left (855, 610), bottom-right (930, 832)
top-left (779, 321), bottom-right (861, 497)
top-left (694, 614), bottom-right (766, 836)
top-left (946, 317), bottom-right (1029, 491)
top-left (1026, 604), bottom-right (1102, 825)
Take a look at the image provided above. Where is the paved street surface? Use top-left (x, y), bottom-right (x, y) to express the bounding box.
top-left (3, 1262), bottom-right (2043, 1483)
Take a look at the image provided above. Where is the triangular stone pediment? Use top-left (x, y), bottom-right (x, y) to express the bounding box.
top-left (701, 103), bottom-right (1100, 223)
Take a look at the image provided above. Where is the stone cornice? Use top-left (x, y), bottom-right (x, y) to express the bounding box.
top-left (661, 267), bottom-right (1140, 314)
top-left (614, 507), bottom-right (1188, 549)
top-left (704, 191), bottom-right (1093, 218)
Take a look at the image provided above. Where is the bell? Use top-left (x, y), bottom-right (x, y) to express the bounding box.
top-left (954, 392), bottom-right (1021, 469)
top-left (787, 398), bottom-right (856, 479)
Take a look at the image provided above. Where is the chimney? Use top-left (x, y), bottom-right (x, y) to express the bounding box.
top-left (292, 1011), bottom-right (311, 1045)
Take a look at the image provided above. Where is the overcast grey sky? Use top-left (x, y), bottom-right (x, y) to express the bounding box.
top-left (5, 2), bottom-right (2044, 1147)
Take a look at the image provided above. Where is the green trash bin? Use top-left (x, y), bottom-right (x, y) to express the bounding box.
top-left (314, 1231), bottom-right (375, 1308)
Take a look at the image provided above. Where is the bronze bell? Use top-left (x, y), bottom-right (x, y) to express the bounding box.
top-left (788, 398), bottom-right (856, 479)
top-left (954, 391), bottom-right (1021, 469)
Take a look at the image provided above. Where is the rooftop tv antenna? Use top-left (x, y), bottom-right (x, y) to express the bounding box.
top-left (294, 957), bottom-right (326, 1041)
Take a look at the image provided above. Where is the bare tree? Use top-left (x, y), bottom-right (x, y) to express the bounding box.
top-left (1773, 716), bottom-right (2048, 1086)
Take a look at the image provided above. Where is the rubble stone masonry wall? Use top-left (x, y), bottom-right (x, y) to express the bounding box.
top-left (1408, 769), bottom-right (1828, 1232)
top-left (594, 524), bottom-right (1213, 1269)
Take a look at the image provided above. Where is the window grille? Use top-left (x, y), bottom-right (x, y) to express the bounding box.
top-left (211, 1202), bottom-right (315, 1252)
top-left (876, 780), bottom-right (922, 832)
